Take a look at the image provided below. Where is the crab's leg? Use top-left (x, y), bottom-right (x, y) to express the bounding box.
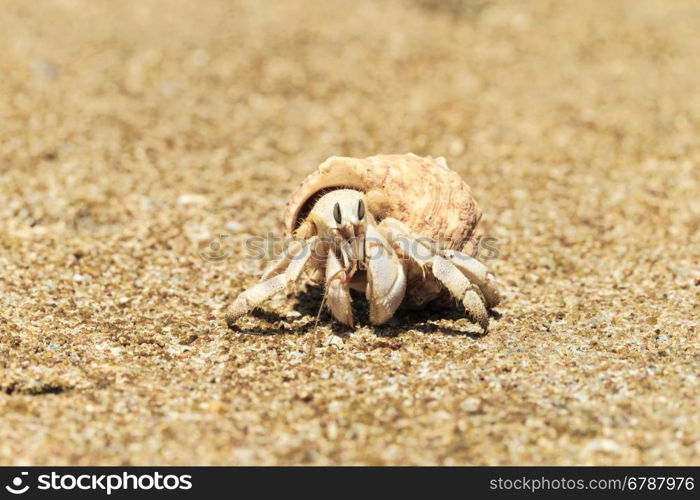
top-left (430, 257), bottom-right (490, 330)
top-left (441, 249), bottom-right (501, 308)
top-left (380, 218), bottom-right (500, 307)
top-left (378, 218), bottom-right (492, 330)
top-left (226, 236), bottom-right (320, 324)
top-left (365, 222), bottom-right (406, 325)
top-left (325, 249), bottom-right (354, 326)
top-left (260, 238), bottom-right (305, 280)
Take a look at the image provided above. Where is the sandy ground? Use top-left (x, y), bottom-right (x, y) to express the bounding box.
top-left (0, 0), bottom-right (698, 465)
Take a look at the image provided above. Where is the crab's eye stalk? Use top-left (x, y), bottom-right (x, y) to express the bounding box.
top-left (333, 202), bottom-right (342, 224)
top-left (357, 199), bottom-right (365, 220)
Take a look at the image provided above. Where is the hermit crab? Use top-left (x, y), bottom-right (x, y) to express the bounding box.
top-left (226, 153), bottom-right (501, 330)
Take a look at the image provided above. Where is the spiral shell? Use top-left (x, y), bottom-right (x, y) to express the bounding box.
top-left (283, 153), bottom-right (482, 251)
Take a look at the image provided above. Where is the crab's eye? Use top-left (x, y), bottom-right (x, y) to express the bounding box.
top-left (333, 202), bottom-right (342, 224)
top-left (357, 199), bottom-right (365, 220)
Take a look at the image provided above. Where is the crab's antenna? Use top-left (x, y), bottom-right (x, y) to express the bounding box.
top-left (313, 286), bottom-right (330, 333)
top-left (312, 267), bottom-right (346, 333)
top-left (306, 267), bottom-right (345, 357)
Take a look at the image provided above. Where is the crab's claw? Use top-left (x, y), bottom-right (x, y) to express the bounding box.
top-left (365, 224), bottom-right (406, 325)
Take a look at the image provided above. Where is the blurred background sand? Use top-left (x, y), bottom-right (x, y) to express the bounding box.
top-left (0, 0), bottom-right (698, 464)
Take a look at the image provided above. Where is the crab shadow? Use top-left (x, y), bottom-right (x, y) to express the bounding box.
top-left (227, 285), bottom-right (500, 338)
top-left (226, 285), bottom-right (352, 337)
